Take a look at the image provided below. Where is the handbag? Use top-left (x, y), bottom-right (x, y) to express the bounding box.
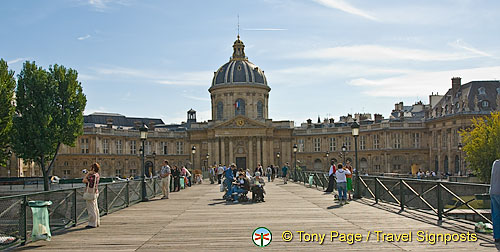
top-left (83, 175), bottom-right (98, 201)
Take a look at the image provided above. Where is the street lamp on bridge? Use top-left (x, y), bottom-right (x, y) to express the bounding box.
top-left (351, 120), bottom-right (360, 199)
top-left (191, 146), bottom-right (196, 170)
top-left (140, 124), bottom-right (148, 202)
top-left (293, 144), bottom-right (298, 181)
top-left (340, 145), bottom-right (347, 165)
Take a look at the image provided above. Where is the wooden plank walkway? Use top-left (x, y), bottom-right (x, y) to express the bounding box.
top-left (17, 179), bottom-right (498, 251)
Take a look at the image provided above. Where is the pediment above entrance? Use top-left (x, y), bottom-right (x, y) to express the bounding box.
top-left (211, 116), bottom-right (269, 129)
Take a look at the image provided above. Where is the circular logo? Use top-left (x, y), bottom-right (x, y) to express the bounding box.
top-left (236, 118), bottom-right (245, 127)
top-left (252, 227), bottom-right (272, 247)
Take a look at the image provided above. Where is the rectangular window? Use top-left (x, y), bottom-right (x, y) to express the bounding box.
top-left (374, 165), bottom-right (381, 171)
top-left (63, 169), bottom-right (71, 176)
top-left (130, 140), bottom-right (137, 155)
top-left (103, 139), bottom-right (109, 154)
top-left (115, 169), bottom-right (122, 177)
top-left (433, 132), bottom-right (438, 148)
top-left (393, 133), bottom-right (401, 149)
top-left (343, 137), bottom-right (352, 151)
top-left (80, 138), bottom-right (89, 154)
top-left (176, 142), bottom-right (184, 155)
top-left (412, 133), bottom-right (420, 148)
top-left (161, 142), bottom-right (168, 155)
top-left (146, 141), bottom-right (152, 155)
top-left (442, 131), bottom-right (447, 149)
top-left (360, 135), bottom-right (366, 150)
top-left (393, 164), bottom-right (401, 171)
top-left (130, 169), bottom-right (137, 177)
top-left (298, 139), bottom-right (305, 152)
top-left (452, 129), bottom-right (458, 146)
top-left (313, 138), bottom-right (321, 152)
top-left (329, 137), bottom-right (336, 152)
top-left (116, 140), bottom-right (123, 154)
top-left (373, 135), bottom-right (380, 149)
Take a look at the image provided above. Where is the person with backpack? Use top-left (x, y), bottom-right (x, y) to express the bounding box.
top-left (282, 162), bottom-right (289, 184)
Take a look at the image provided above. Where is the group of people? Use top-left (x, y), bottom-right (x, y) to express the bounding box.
top-left (324, 161), bottom-right (354, 205)
top-left (208, 163), bottom-right (286, 185)
top-left (221, 163), bottom-right (266, 203)
top-left (159, 160), bottom-right (202, 199)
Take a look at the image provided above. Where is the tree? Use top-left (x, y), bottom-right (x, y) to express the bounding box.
top-left (0, 59), bottom-right (16, 167)
top-left (13, 61), bottom-right (86, 190)
top-left (460, 112), bottom-right (500, 182)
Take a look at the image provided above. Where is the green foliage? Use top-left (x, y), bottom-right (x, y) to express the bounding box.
top-left (12, 61), bottom-right (86, 190)
top-left (0, 59), bottom-right (16, 166)
top-left (460, 112), bottom-right (500, 182)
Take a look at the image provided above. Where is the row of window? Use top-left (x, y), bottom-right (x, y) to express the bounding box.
top-left (432, 129), bottom-right (461, 148)
top-left (216, 99), bottom-right (264, 120)
top-left (80, 139), bottom-right (185, 155)
top-left (62, 169), bottom-right (138, 178)
top-left (297, 133), bottom-right (421, 152)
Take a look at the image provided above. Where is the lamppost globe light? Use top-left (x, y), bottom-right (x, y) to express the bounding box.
top-left (458, 143), bottom-right (463, 151)
top-left (206, 153), bottom-right (210, 159)
top-left (192, 146), bottom-right (196, 154)
top-left (277, 152), bottom-right (280, 158)
top-left (152, 151), bottom-right (156, 158)
top-left (341, 145), bottom-right (347, 152)
top-left (351, 120), bottom-right (360, 136)
top-left (293, 144), bottom-right (298, 153)
top-left (326, 151), bottom-right (329, 157)
top-left (139, 124), bottom-right (148, 140)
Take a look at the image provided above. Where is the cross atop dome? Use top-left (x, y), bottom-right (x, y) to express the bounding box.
top-left (231, 35), bottom-right (247, 61)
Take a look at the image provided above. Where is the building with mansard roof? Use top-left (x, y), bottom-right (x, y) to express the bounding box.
top-left (9, 36), bottom-right (499, 179)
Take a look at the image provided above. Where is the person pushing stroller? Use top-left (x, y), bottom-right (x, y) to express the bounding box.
top-left (251, 172), bottom-right (266, 202)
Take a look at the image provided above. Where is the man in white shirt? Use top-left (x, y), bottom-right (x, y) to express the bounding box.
top-left (335, 164), bottom-right (351, 205)
top-left (217, 164), bottom-right (224, 184)
top-left (160, 160), bottom-right (171, 199)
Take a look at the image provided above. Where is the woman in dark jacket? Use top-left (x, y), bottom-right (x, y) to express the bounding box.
top-left (172, 166), bottom-right (181, 192)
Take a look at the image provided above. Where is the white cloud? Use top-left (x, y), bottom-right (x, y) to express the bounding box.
top-left (77, 34), bottom-right (91, 40)
top-left (182, 95), bottom-right (211, 102)
top-left (243, 28), bottom-right (288, 31)
top-left (90, 66), bottom-right (211, 86)
top-left (312, 0), bottom-right (378, 21)
top-left (349, 66), bottom-right (500, 97)
top-left (7, 57), bottom-right (29, 65)
top-left (291, 44), bottom-right (482, 62)
top-left (86, 0), bottom-right (130, 11)
top-left (449, 39), bottom-right (494, 58)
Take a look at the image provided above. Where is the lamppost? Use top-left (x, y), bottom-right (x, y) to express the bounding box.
top-left (351, 120), bottom-right (360, 199)
top-left (276, 152), bottom-right (281, 171)
top-left (7, 150), bottom-right (12, 177)
top-left (458, 143), bottom-right (463, 176)
top-left (341, 145), bottom-right (347, 165)
top-left (293, 144), bottom-right (298, 181)
top-left (325, 151), bottom-right (330, 171)
top-left (191, 146), bottom-right (196, 170)
top-left (205, 153), bottom-right (210, 172)
top-left (140, 124), bottom-right (148, 202)
top-left (152, 151), bottom-right (156, 177)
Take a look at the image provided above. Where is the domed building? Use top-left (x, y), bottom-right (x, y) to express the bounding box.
top-left (188, 36), bottom-right (294, 171)
top-left (209, 36), bottom-right (270, 121)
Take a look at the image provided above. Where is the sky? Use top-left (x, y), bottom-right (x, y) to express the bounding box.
top-left (1, 0), bottom-right (499, 125)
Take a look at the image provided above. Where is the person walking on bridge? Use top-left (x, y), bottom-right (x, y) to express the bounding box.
top-left (282, 162), bottom-right (289, 184)
top-left (490, 159), bottom-right (500, 243)
top-left (160, 160), bottom-right (171, 199)
top-left (324, 161), bottom-right (336, 193)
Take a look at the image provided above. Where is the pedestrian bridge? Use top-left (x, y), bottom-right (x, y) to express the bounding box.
top-left (13, 179), bottom-right (498, 251)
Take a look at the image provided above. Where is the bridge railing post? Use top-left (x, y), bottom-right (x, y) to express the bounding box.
top-left (374, 178), bottom-right (379, 204)
top-left (437, 182), bottom-right (443, 223)
top-left (399, 179), bottom-right (404, 212)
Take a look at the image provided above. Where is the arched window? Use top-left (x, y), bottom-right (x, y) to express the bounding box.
top-left (454, 155), bottom-right (460, 174)
top-left (235, 99), bottom-right (245, 116)
top-left (216, 101), bottom-right (223, 120)
top-left (478, 87), bottom-right (486, 95)
top-left (444, 156), bottom-right (449, 174)
top-left (257, 101), bottom-right (264, 119)
top-left (481, 100), bottom-right (489, 108)
top-left (434, 156), bottom-right (439, 172)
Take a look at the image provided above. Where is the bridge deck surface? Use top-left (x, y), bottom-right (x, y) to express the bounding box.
top-left (17, 179), bottom-right (497, 251)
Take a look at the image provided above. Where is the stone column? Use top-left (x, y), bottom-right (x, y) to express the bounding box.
top-left (257, 137), bottom-right (261, 166)
top-left (221, 138), bottom-right (226, 165)
top-left (208, 141), bottom-right (213, 166)
top-left (229, 139), bottom-right (234, 165)
top-left (249, 138), bottom-right (254, 170)
top-left (214, 138), bottom-right (220, 165)
top-left (262, 138), bottom-right (268, 166)
top-left (269, 139), bottom-right (274, 166)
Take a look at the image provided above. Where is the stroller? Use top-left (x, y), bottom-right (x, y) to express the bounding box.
top-left (251, 185), bottom-right (265, 202)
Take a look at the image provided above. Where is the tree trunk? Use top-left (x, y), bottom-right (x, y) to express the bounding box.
top-left (40, 156), bottom-right (50, 191)
top-left (46, 142), bottom-right (61, 176)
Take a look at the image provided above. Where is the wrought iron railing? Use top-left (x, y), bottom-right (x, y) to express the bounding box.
top-left (0, 178), bottom-right (164, 249)
top-left (290, 171), bottom-right (491, 224)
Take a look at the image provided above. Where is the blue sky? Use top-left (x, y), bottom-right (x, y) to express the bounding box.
top-left (1, 0), bottom-right (499, 124)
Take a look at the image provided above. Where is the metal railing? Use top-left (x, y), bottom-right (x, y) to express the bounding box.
top-left (291, 171), bottom-right (491, 224)
top-left (0, 177), bottom-right (164, 249)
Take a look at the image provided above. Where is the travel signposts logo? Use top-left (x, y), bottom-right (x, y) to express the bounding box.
top-left (252, 227), bottom-right (272, 247)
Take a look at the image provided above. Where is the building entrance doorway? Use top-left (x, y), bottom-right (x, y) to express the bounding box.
top-left (236, 157), bottom-right (246, 171)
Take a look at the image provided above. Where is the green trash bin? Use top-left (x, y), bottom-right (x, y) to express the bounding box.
top-left (28, 201), bottom-right (52, 242)
top-left (180, 176), bottom-right (185, 189)
top-left (308, 175), bottom-right (314, 187)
